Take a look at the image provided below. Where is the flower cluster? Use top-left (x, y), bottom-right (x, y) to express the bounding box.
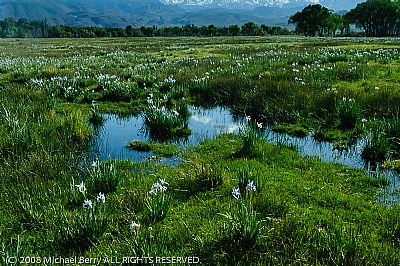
top-left (342, 96), bottom-right (354, 102)
top-left (83, 192), bottom-right (106, 209)
top-left (97, 192), bottom-right (105, 204)
top-left (163, 76), bottom-right (176, 83)
top-left (146, 178), bottom-right (171, 222)
top-left (149, 178), bottom-right (169, 195)
top-left (232, 181), bottom-right (257, 200)
top-left (77, 181), bottom-right (105, 209)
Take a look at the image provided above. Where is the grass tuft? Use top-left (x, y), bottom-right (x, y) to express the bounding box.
top-left (127, 140), bottom-right (177, 157)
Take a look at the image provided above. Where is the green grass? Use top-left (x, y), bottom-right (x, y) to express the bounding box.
top-left (2, 36), bottom-right (400, 265)
top-left (127, 140), bottom-right (178, 157)
top-left (272, 123), bottom-right (309, 137)
top-left (143, 107), bottom-right (191, 141)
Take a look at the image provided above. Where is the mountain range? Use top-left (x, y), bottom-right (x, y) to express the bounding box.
top-left (162, 0), bottom-right (363, 10)
top-left (0, 0), bottom-right (365, 28)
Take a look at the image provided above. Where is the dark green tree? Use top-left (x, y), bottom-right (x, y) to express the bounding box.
top-left (289, 4), bottom-right (331, 36)
top-left (0, 17), bottom-right (17, 37)
top-left (260, 24), bottom-right (269, 35)
top-left (140, 26), bottom-right (154, 37)
top-left (41, 18), bottom-right (48, 38)
top-left (228, 25), bottom-right (241, 36)
top-left (241, 22), bottom-right (261, 36)
top-left (125, 25), bottom-right (134, 37)
top-left (206, 24), bottom-right (218, 36)
top-left (324, 13), bottom-right (341, 36)
top-left (344, 0), bottom-right (399, 37)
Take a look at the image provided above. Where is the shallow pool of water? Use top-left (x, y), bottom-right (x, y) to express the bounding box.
top-left (90, 106), bottom-right (365, 167)
top-left (88, 106), bottom-right (240, 163)
top-left (266, 129), bottom-right (366, 169)
top-left (87, 105), bottom-right (400, 204)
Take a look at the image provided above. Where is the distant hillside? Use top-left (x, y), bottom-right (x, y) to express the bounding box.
top-left (173, 7), bottom-right (296, 26)
top-left (0, 0), bottom-right (354, 27)
top-left (162, 0), bottom-right (364, 11)
top-left (0, 0), bottom-right (185, 27)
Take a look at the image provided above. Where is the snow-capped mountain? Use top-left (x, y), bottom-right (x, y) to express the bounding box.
top-left (0, 0), bottom-right (364, 28)
top-left (162, 0), bottom-right (363, 10)
top-left (163, 0), bottom-right (301, 8)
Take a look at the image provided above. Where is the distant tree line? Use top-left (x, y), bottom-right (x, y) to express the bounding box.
top-left (0, 18), bottom-right (49, 38)
top-left (289, 0), bottom-right (400, 37)
top-left (0, 18), bottom-right (290, 38)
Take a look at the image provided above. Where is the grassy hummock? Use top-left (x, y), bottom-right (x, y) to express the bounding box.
top-left (272, 123), bottom-right (310, 137)
top-left (127, 140), bottom-right (178, 157)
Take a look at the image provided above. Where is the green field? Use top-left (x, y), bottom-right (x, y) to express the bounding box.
top-left (2, 36), bottom-right (400, 265)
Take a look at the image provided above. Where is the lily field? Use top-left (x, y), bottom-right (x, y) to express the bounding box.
top-left (2, 36), bottom-right (400, 265)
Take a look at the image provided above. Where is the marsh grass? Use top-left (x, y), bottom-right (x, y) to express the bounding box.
top-left (386, 117), bottom-right (400, 153)
top-left (145, 178), bottom-right (171, 222)
top-left (220, 183), bottom-right (262, 261)
top-left (127, 140), bottom-right (177, 157)
top-left (336, 96), bottom-right (360, 130)
top-left (333, 62), bottom-right (369, 81)
top-left (272, 123), bottom-right (309, 137)
top-left (128, 224), bottom-right (168, 257)
top-left (382, 206), bottom-right (400, 246)
top-left (193, 163), bottom-right (224, 193)
top-left (101, 81), bottom-right (141, 102)
top-left (127, 140), bottom-right (152, 152)
top-left (0, 90), bottom-right (91, 164)
top-left (143, 104), bottom-right (191, 141)
top-left (57, 198), bottom-right (109, 253)
top-left (238, 118), bottom-right (265, 158)
top-left (88, 104), bottom-right (105, 127)
top-left (177, 162), bottom-right (224, 196)
top-left (311, 223), bottom-right (360, 265)
top-left (237, 165), bottom-right (258, 195)
top-left (1, 236), bottom-right (24, 265)
top-left (3, 37), bottom-right (400, 265)
top-left (85, 161), bottom-right (120, 195)
top-left (18, 197), bottom-right (47, 230)
top-left (361, 117), bottom-right (400, 165)
top-left (362, 120), bottom-right (392, 164)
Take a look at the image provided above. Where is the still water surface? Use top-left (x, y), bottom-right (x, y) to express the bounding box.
top-left (88, 105), bottom-right (400, 205)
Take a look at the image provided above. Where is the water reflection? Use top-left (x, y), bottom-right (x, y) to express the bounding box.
top-left (89, 106), bottom-right (241, 162)
top-left (88, 105), bottom-right (400, 204)
top-left (266, 130), bottom-right (366, 169)
top-left (189, 106), bottom-right (240, 144)
top-left (91, 106), bottom-right (368, 167)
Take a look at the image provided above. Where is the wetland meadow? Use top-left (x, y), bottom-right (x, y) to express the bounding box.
top-left (2, 36), bottom-right (400, 265)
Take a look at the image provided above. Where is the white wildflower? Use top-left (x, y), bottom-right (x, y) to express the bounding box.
top-left (97, 192), bottom-right (105, 203)
top-left (75, 181), bottom-right (86, 193)
top-left (159, 178), bottom-right (169, 186)
top-left (83, 199), bottom-right (92, 209)
top-left (247, 181), bottom-right (256, 192)
top-left (232, 188), bottom-right (240, 200)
